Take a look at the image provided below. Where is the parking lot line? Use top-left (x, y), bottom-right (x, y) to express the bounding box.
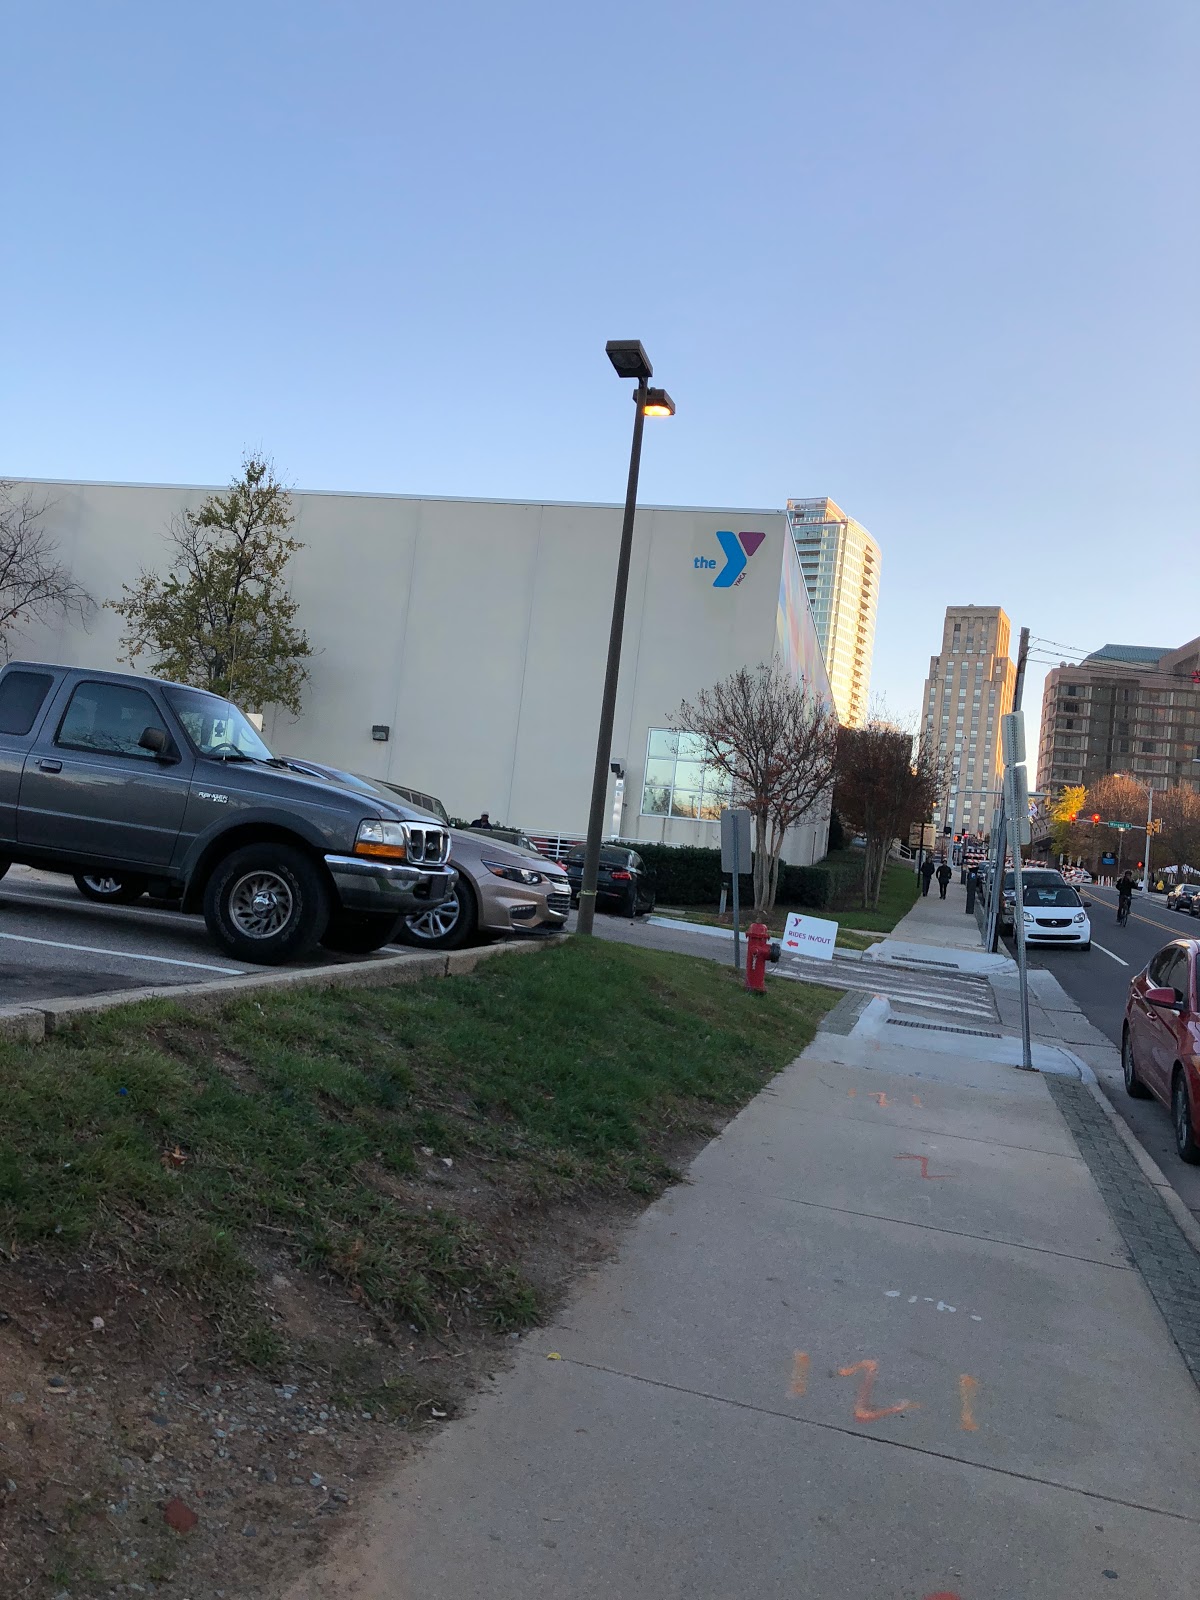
top-left (0, 929), bottom-right (243, 975)
top-left (0, 886), bottom-right (191, 927)
top-left (1091, 941), bottom-right (1129, 967)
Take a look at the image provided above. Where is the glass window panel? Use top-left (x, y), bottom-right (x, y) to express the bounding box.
top-left (674, 760), bottom-right (708, 791)
top-left (670, 790), bottom-right (701, 819)
top-left (640, 783), bottom-right (671, 816)
top-left (644, 758), bottom-right (675, 787)
top-left (697, 795), bottom-right (724, 821)
top-left (647, 729), bottom-right (678, 761)
top-left (677, 733), bottom-right (707, 761)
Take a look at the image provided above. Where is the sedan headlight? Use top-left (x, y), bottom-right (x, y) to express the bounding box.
top-left (482, 858), bottom-right (543, 886)
top-left (354, 819), bottom-right (407, 861)
top-left (1023, 910), bottom-right (1035, 922)
top-left (1073, 911), bottom-right (1087, 923)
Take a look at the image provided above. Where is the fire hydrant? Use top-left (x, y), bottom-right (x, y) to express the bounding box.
top-left (746, 922), bottom-right (771, 994)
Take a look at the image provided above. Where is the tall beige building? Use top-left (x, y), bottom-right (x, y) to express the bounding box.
top-left (786, 497), bottom-right (879, 726)
top-left (920, 606), bottom-right (1017, 838)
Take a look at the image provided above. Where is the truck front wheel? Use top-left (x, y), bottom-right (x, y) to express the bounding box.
top-left (203, 843), bottom-right (330, 965)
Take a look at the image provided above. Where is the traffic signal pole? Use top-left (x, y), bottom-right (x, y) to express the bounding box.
top-left (1142, 786), bottom-right (1154, 896)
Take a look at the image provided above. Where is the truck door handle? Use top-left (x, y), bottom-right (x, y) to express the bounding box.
top-left (38, 759), bottom-right (62, 773)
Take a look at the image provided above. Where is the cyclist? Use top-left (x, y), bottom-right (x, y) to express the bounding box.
top-left (1116, 869), bottom-right (1136, 926)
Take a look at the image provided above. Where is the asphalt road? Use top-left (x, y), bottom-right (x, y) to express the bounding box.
top-left (0, 864), bottom-right (384, 1005)
top-left (1013, 883), bottom-right (1200, 1220)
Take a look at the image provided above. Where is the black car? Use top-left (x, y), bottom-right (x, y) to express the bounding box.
top-left (565, 845), bottom-right (656, 918)
top-left (1166, 882), bottom-right (1200, 915)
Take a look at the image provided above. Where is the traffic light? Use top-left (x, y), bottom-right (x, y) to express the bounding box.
top-left (1068, 813), bottom-right (1078, 822)
top-left (1091, 813), bottom-right (1101, 824)
top-left (1137, 860), bottom-right (1144, 870)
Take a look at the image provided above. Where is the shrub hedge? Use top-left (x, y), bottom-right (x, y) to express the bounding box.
top-left (629, 841), bottom-right (863, 911)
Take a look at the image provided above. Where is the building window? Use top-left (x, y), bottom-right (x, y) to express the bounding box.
top-left (1142, 741), bottom-right (1155, 754)
top-left (640, 729), bottom-right (732, 820)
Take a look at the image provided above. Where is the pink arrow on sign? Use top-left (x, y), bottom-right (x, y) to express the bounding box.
top-left (738, 530), bottom-right (767, 558)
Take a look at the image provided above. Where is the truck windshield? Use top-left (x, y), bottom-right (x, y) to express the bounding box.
top-left (166, 688), bottom-right (275, 761)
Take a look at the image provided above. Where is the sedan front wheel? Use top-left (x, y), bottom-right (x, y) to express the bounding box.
top-left (398, 878), bottom-right (479, 952)
top-left (1173, 1072), bottom-right (1200, 1165)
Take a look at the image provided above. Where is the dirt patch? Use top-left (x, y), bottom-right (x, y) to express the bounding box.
top-left (0, 1120), bottom-right (721, 1600)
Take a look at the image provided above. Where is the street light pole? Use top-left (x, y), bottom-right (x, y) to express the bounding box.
top-left (577, 342), bottom-right (674, 938)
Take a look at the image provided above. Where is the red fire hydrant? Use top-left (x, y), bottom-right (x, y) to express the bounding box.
top-left (746, 921), bottom-right (770, 994)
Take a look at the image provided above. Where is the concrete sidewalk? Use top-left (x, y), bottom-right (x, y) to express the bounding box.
top-left (286, 1011), bottom-right (1200, 1599)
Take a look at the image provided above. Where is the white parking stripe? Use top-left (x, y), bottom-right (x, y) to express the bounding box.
top-left (1091, 941), bottom-right (1129, 967)
top-left (0, 929), bottom-right (243, 975)
top-left (0, 888), bottom-right (191, 927)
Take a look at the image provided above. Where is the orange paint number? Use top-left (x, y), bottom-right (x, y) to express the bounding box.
top-left (837, 1358), bottom-right (919, 1423)
top-left (788, 1351), bottom-right (810, 1397)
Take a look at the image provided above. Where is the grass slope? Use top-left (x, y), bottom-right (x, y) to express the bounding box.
top-left (0, 940), bottom-right (837, 1366)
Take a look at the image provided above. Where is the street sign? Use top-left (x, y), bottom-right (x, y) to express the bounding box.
top-left (1004, 764), bottom-right (1031, 845)
top-left (720, 807), bottom-right (752, 874)
top-left (1109, 822), bottom-right (1133, 832)
top-left (781, 912), bottom-right (837, 962)
top-left (1001, 712), bottom-right (1026, 768)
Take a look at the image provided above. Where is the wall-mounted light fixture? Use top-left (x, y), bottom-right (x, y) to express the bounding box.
top-left (372, 725), bottom-right (390, 742)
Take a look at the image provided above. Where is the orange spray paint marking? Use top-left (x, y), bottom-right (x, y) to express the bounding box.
top-left (869, 1091), bottom-right (890, 1108)
top-left (788, 1351), bottom-right (810, 1397)
top-left (847, 1088), bottom-right (857, 1098)
top-left (896, 1152), bottom-right (951, 1180)
top-left (959, 1374), bottom-right (979, 1432)
top-left (836, 1359), bottom-right (919, 1423)
top-left (912, 1094), bottom-right (923, 1107)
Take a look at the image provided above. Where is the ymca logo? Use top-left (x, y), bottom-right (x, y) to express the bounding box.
top-left (693, 529), bottom-right (767, 588)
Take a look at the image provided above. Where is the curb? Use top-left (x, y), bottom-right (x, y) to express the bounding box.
top-left (0, 934), bottom-right (569, 1045)
top-left (1082, 1079), bottom-right (1200, 1258)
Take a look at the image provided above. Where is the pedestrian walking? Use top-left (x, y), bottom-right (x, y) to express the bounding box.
top-left (936, 860), bottom-right (952, 899)
top-left (920, 857), bottom-right (935, 896)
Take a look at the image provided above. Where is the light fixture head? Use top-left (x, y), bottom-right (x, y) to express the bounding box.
top-left (642, 387), bottom-right (675, 418)
top-left (606, 340), bottom-right (653, 382)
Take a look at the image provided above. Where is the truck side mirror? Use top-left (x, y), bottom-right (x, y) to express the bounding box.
top-left (138, 725), bottom-right (173, 760)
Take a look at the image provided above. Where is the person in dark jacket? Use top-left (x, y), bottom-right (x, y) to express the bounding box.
top-left (470, 812), bottom-right (494, 829)
top-left (920, 857), bottom-right (936, 896)
top-left (936, 860), bottom-right (953, 898)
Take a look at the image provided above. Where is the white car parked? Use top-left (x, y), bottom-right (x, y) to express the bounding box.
top-left (1021, 879), bottom-right (1092, 951)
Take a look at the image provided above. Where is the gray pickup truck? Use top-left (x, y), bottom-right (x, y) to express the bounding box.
top-left (0, 662), bottom-right (455, 963)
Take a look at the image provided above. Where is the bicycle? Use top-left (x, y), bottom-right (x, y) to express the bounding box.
top-left (1117, 895), bottom-right (1132, 928)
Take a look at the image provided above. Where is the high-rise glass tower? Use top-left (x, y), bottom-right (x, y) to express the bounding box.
top-left (786, 497), bottom-right (880, 727)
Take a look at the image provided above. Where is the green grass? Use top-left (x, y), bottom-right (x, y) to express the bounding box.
top-left (0, 941), bottom-right (836, 1366)
top-left (821, 851), bottom-right (922, 933)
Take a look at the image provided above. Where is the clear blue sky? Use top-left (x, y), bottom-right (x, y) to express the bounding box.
top-left (4, 1), bottom-right (1197, 747)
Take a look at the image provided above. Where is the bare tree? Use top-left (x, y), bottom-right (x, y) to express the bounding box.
top-left (0, 482), bottom-right (93, 656)
top-left (109, 455), bottom-right (311, 715)
top-left (671, 662), bottom-right (839, 914)
top-left (834, 715), bottom-right (942, 909)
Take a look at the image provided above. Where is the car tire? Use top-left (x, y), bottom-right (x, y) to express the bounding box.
top-left (203, 843), bottom-right (330, 965)
top-left (1173, 1071), bottom-right (1200, 1165)
top-left (1122, 1025), bottom-right (1151, 1099)
top-left (74, 872), bottom-right (149, 905)
top-left (320, 911), bottom-right (400, 955)
top-left (397, 877), bottom-right (479, 952)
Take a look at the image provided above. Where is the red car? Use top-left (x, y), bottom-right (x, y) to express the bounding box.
top-left (1123, 938), bottom-right (1200, 1164)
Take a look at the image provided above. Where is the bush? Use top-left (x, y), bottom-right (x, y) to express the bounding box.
top-left (826, 810), bottom-right (848, 853)
top-left (627, 841), bottom-right (862, 911)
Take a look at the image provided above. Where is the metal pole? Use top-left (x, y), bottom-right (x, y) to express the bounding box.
top-left (731, 824), bottom-right (741, 971)
top-left (576, 385), bottom-right (647, 937)
top-left (1142, 786), bottom-right (1154, 895)
top-left (1010, 627), bottom-right (1033, 1070)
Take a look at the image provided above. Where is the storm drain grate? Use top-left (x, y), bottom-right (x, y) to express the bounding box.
top-left (886, 1017), bottom-right (1001, 1039)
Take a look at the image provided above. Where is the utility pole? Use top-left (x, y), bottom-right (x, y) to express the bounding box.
top-left (1142, 785), bottom-right (1155, 895)
top-left (984, 627), bottom-right (1029, 953)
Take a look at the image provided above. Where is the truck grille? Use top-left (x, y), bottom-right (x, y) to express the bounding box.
top-left (405, 825), bottom-right (450, 865)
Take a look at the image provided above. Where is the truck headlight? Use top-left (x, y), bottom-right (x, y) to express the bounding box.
top-left (483, 859), bottom-right (543, 885)
top-left (354, 819), bottom-right (408, 861)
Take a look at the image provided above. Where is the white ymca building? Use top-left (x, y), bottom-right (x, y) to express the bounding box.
top-left (7, 481), bottom-right (835, 863)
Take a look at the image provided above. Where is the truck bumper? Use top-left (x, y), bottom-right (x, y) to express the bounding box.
top-left (324, 854), bottom-right (457, 915)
